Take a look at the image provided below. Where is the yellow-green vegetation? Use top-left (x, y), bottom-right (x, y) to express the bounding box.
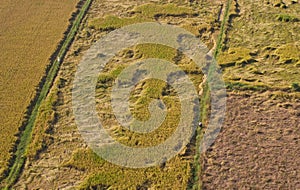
top-left (66, 43), bottom-right (203, 188)
top-left (13, 1), bottom-right (223, 188)
top-left (1, 0), bottom-right (92, 188)
top-left (276, 14), bottom-right (299, 22)
top-left (88, 3), bottom-right (198, 31)
top-left (96, 44), bottom-right (202, 147)
top-left (59, 1), bottom-right (216, 189)
top-left (274, 43), bottom-right (300, 64)
top-left (89, 15), bottom-right (150, 30)
top-left (65, 149), bottom-right (191, 189)
top-left (218, 47), bottom-right (253, 67)
top-left (134, 3), bottom-right (196, 18)
top-left (0, 0), bottom-right (78, 181)
top-left (135, 44), bottom-right (177, 61)
top-left (270, 0), bottom-right (288, 8)
top-left (214, 0), bottom-right (232, 57)
top-left (26, 88), bottom-right (58, 160)
top-left (291, 82), bottom-right (300, 91)
top-left (219, 0), bottom-right (300, 89)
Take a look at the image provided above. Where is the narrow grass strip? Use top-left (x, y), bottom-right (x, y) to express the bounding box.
top-left (189, 1), bottom-right (231, 189)
top-left (214, 0), bottom-right (232, 58)
top-left (3, 0), bottom-right (92, 188)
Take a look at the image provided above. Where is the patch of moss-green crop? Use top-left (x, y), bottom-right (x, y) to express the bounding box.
top-left (88, 3), bottom-right (198, 31)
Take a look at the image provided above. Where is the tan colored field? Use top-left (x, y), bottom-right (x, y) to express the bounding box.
top-left (13, 0), bottom-right (224, 189)
top-left (5, 0), bottom-right (300, 189)
top-left (0, 0), bottom-right (78, 179)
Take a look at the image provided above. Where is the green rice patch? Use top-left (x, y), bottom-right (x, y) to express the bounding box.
top-left (88, 15), bottom-right (150, 30)
top-left (276, 14), bottom-right (299, 22)
top-left (134, 3), bottom-right (197, 18)
top-left (218, 47), bottom-right (253, 67)
top-left (88, 3), bottom-right (198, 31)
top-left (274, 43), bottom-right (300, 64)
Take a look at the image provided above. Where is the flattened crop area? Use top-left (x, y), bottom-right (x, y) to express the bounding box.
top-left (0, 0), bottom-right (78, 179)
top-left (14, 0), bottom-right (225, 189)
top-left (219, 0), bottom-right (300, 89)
top-left (201, 0), bottom-right (300, 188)
top-left (6, 0), bottom-right (300, 189)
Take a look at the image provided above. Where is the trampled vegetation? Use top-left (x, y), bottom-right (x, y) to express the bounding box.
top-left (4, 0), bottom-right (300, 189)
top-left (12, 0), bottom-right (222, 189)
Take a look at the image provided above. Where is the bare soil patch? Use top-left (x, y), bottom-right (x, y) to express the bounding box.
top-left (201, 91), bottom-right (300, 189)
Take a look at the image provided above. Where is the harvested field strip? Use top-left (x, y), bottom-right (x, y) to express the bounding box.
top-left (2, 0), bottom-right (92, 188)
top-left (201, 0), bottom-right (300, 188)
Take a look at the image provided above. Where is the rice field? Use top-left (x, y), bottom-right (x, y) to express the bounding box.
top-left (0, 0), bottom-right (78, 181)
top-left (4, 0), bottom-right (300, 189)
top-left (13, 0), bottom-right (224, 189)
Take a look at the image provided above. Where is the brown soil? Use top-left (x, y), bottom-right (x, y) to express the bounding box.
top-left (201, 91), bottom-right (300, 189)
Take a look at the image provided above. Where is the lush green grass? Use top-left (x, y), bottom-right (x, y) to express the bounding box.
top-left (188, 1), bottom-right (232, 189)
top-left (188, 82), bottom-right (210, 190)
top-left (2, 0), bottom-right (92, 188)
top-left (291, 82), bottom-right (300, 92)
top-left (26, 88), bottom-right (57, 160)
top-left (214, 0), bottom-right (232, 58)
top-left (225, 81), bottom-right (269, 91)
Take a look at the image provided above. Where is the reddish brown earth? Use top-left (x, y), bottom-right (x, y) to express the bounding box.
top-left (201, 91), bottom-right (300, 189)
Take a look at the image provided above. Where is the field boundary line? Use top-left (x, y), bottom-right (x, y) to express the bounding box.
top-left (3, 0), bottom-right (92, 188)
top-left (188, 0), bottom-right (232, 189)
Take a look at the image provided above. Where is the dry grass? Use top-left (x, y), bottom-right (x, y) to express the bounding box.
top-left (95, 44), bottom-right (202, 148)
top-left (68, 42), bottom-right (203, 188)
top-left (12, 0), bottom-right (224, 189)
top-left (201, 0), bottom-right (300, 188)
top-left (218, 0), bottom-right (300, 90)
top-left (0, 0), bottom-right (78, 180)
top-left (88, 3), bottom-right (198, 31)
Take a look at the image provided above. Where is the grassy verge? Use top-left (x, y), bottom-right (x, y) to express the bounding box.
top-left (214, 0), bottom-right (232, 58)
top-left (188, 82), bottom-right (210, 190)
top-left (189, 1), bottom-right (232, 189)
top-left (2, 0), bottom-right (92, 188)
